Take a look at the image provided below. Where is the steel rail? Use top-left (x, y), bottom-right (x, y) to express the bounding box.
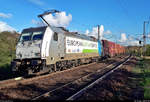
top-left (32, 56), bottom-right (128, 100)
top-left (0, 61), bottom-right (100, 89)
top-left (0, 55), bottom-right (123, 89)
top-left (66, 55), bottom-right (131, 100)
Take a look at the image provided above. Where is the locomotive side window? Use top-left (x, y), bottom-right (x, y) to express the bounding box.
top-left (53, 32), bottom-right (58, 41)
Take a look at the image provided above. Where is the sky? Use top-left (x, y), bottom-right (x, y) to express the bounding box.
top-left (0, 0), bottom-right (150, 46)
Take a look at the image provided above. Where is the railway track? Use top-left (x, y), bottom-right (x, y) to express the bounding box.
top-left (0, 55), bottom-right (122, 89)
top-left (0, 62), bottom-right (99, 89)
top-left (67, 55), bottom-right (131, 100)
top-left (0, 72), bottom-right (47, 89)
top-left (0, 55), bottom-right (126, 100)
top-left (32, 55), bottom-right (130, 100)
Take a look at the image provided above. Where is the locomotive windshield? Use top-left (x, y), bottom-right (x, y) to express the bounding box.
top-left (19, 31), bottom-right (44, 42)
top-left (32, 31), bottom-right (43, 40)
top-left (19, 26), bottom-right (46, 42)
top-left (19, 33), bottom-right (31, 42)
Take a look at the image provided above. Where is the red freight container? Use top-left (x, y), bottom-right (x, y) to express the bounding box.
top-left (102, 40), bottom-right (109, 56)
top-left (102, 39), bottom-right (125, 57)
top-left (108, 41), bottom-right (114, 57)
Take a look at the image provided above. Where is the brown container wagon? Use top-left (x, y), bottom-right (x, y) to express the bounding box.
top-left (102, 40), bottom-right (109, 57)
top-left (102, 39), bottom-right (125, 57)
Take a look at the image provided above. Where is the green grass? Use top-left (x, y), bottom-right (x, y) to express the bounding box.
top-left (133, 58), bottom-right (150, 99)
top-left (144, 87), bottom-right (150, 99)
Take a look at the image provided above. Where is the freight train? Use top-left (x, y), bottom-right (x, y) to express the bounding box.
top-left (10, 10), bottom-right (125, 75)
top-left (11, 25), bottom-right (125, 75)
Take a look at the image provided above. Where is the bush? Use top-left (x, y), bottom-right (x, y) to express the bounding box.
top-left (145, 45), bottom-right (150, 56)
top-left (0, 31), bottom-right (19, 68)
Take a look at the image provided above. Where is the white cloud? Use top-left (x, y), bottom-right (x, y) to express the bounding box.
top-left (43, 12), bottom-right (72, 27)
top-left (85, 27), bottom-right (139, 46)
top-left (119, 33), bottom-right (140, 46)
top-left (85, 25), bottom-right (105, 39)
top-left (104, 30), bottom-right (112, 35)
top-left (147, 34), bottom-right (150, 38)
top-left (85, 27), bottom-right (97, 38)
top-left (0, 21), bottom-right (16, 32)
top-left (32, 11), bottom-right (72, 27)
top-left (90, 27), bottom-right (98, 38)
top-left (129, 40), bottom-right (139, 46)
top-left (28, 0), bottom-right (44, 6)
top-left (85, 29), bottom-right (90, 36)
top-left (119, 33), bottom-right (127, 42)
top-left (100, 25), bottom-right (104, 39)
top-left (0, 13), bottom-right (12, 18)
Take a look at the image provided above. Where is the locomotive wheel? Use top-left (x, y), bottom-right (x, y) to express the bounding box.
top-left (49, 64), bottom-right (56, 72)
top-left (28, 69), bottom-right (33, 75)
top-left (48, 68), bottom-right (52, 73)
top-left (12, 71), bottom-right (20, 77)
top-left (48, 65), bottom-right (53, 73)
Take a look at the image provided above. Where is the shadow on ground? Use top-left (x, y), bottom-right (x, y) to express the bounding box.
top-left (0, 64), bottom-right (14, 81)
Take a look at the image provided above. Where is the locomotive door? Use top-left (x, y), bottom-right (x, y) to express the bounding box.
top-left (57, 33), bottom-right (65, 59)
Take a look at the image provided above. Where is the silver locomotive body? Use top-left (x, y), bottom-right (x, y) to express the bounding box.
top-left (11, 26), bottom-right (100, 75)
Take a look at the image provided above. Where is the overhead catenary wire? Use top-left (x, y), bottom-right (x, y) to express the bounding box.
top-left (24, 0), bottom-right (124, 43)
top-left (25, 1), bottom-right (97, 34)
top-left (115, 0), bottom-right (138, 26)
top-left (116, 0), bottom-right (150, 45)
top-left (114, 0), bottom-right (143, 44)
top-left (24, 0), bottom-right (143, 46)
top-left (69, 19), bottom-right (98, 33)
top-left (23, 0), bottom-right (46, 12)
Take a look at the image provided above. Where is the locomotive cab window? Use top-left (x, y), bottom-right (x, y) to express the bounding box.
top-left (32, 31), bottom-right (43, 40)
top-left (19, 33), bottom-right (31, 42)
top-left (53, 32), bottom-right (58, 41)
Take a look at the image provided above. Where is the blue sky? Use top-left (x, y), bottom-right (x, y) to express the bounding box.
top-left (0, 0), bottom-right (150, 45)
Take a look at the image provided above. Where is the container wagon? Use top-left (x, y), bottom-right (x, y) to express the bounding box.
top-left (102, 39), bottom-right (125, 57)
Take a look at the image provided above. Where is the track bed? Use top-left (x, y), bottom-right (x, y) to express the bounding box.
top-left (0, 55), bottom-right (126, 100)
top-left (76, 57), bottom-right (144, 100)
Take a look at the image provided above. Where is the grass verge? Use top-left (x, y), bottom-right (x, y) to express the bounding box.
top-left (132, 57), bottom-right (150, 99)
